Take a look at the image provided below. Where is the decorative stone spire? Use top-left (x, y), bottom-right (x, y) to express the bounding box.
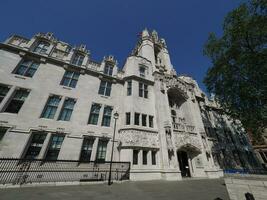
top-left (142, 28), bottom-right (150, 38)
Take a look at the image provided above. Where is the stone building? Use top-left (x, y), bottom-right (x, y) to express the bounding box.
top-left (0, 30), bottom-right (259, 181)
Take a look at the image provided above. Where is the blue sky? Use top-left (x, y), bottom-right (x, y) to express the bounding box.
top-left (0, 0), bottom-right (243, 92)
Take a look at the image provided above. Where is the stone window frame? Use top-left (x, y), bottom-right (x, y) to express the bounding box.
top-left (127, 80), bottom-right (132, 96)
top-left (40, 95), bottom-right (62, 119)
top-left (96, 139), bottom-right (108, 163)
top-left (98, 80), bottom-right (112, 97)
top-left (2, 87), bottom-right (30, 114)
top-left (57, 97), bottom-right (76, 121)
top-left (24, 132), bottom-right (48, 159)
top-left (139, 82), bottom-right (148, 98)
top-left (60, 70), bottom-right (80, 88)
top-left (71, 53), bottom-right (85, 66)
top-left (133, 149), bottom-right (139, 165)
top-left (33, 40), bottom-right (50, 55)
top-left (149, 115), bottom-right (154, 128)
top-left (142, 114), bottom-right (147, 127)
top-left (45, 134), bottom-right (65, 160)
top-left (101, 105), bottom-right (113, 127)
top-left (88, 103), bottom-right (102, 125)
top-left (13, 59), bottom-right (40, 78)
top-left (125, 112), bottom-right (131, 125)
top-left (134, 112), bottom-right (140, 125)
top-left (79, 137), bottom-right (95, 162)
top-left (0, 83), bottom-right (11, 104)
top-left (103, 63), bottom-right (113, 76)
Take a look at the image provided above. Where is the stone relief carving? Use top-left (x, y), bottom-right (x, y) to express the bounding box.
top-left (174, 132), bottom-right (202, 151)
top-left (118, 129), bottom-right (159, 148)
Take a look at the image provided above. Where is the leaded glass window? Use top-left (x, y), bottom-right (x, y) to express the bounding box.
top-left (14, 59), bottom-right (39, 77)
top-left (58, 98), bottom-right (76, 121)
top-left (41, 95), bottom-right (61, 119)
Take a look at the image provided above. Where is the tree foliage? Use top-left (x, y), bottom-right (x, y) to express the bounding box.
top-left (203, 0), bottom-right (267, 144)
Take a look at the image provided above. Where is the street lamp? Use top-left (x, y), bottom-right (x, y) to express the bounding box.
top-left (108, 111), bottom-right (119, 185)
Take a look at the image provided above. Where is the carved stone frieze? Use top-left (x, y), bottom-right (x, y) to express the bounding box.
top-left (174, 132), bottom-right (202, 151)
top-left (118, 129), bottom-right (159, 148)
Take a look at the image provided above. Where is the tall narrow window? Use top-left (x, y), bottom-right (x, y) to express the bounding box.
top-left (14, 59), bottom-right (39, 77)
top-left (33, 41), bottom-right (50, 54)
top-left (98, 80), bottom-right (112, 96)
top-left (0, 84), bottom-right (10, 103)
top-left (41, 95), bottom-right (61, 119)
top-left (80, 138), bottom-right (94, 162)
top-left (88, 103), bottom-right (101, 125)
top-left (58, 98), bottom-right (76, 121)
top-left (152, 151), bottom-right (157, 165)
top-left (134, 113), bottom-right (140, 125)
top-left (143, 150), bottom-right (148, 165)
top-left (45, 134), bottom-right (65, 160)
top-left (139, 83), bottom-right (148, 98)
top-left (139, 66), bottom-right (146, 78)
top-left (139, 83), bottom-right (143, 97)
top-left (60, 71), bottom-right (80, 88)
top-left (71, 53), bottom-right (84, 66)
top-left (96, 140), bottom-right (108, 162)
top-left (0, 127), bottom-right (8, 142)
top-left (144, 84), bottom-right (148, 98)
top-left (149, 116), bottom-right (154, 128)
top-left (101, 106), bottom-right (113, 127)
top-left (126, 112), bottom-right (131, 125)
top-left (24, 132), bottom-right (47, 159)
top-left (133, 150), bottom-right (139, 165)
top-left (127, 81), bottom-right (132, 96)
top-left (4, 88), bottom-right (29, 113)
top-left (104, 64), bottom-right (113, 76)
top-left (142, 114), bottom-right (147, 126)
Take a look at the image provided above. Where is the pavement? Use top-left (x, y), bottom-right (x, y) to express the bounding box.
top-left (0, 178), bottom-right (230, 200)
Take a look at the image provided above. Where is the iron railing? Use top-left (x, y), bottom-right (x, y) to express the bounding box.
top-left (0, 158), bottom-right (130, 185)
top-left (224, 168), bottom-right (267, 175)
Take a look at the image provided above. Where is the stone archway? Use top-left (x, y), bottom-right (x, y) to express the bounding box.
top-left (177, 144), bottom-right (202, 178)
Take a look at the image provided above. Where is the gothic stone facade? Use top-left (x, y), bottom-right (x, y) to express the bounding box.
top-left (0, 30), bottom-right (259, 180)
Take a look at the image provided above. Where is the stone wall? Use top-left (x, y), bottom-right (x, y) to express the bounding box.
top-left (225, 174), bottom-right (267, 200)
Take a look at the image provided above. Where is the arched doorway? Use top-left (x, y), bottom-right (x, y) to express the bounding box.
top-left (177, 144), bottom-right (202, 178)
top-left (177, 150), bottom-right (191, 177)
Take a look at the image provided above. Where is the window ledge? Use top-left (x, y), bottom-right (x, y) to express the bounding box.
top-left (62, 86), bottom-right (73, 90)
top-left (100, 95), bottom-right (110, 99)
top-left (14, 74), bottom-right (27, 80)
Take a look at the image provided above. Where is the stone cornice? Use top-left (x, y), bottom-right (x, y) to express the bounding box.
top-left (0, 43), bottom-right (124, 84)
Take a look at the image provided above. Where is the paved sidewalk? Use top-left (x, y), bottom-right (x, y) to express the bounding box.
top-left (0, 178), bottom-right (229, 200)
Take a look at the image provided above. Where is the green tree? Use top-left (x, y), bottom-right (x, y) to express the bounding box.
top-left (203, 0), bottom-right (267, 144)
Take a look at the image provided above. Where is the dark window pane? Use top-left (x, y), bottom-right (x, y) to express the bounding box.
top-left (0, 127), bottom-right (8, 141)
top-left (152, 151), bottom-right (156, 165)
top-left (0, 85), bottom-right (10, 103)
top-left (45, 135), bottom-right (65, 160)
top-left (133, 150), bottom-right (139, 165)
top-left (25, 133), bottom-right (47, 159)
top-left (102, 106), bottom-right (112, 127)
top-left (5, 89), bottom-right (29, 113)
top-left (96, 140), bottom-right (108, 162)
top-left (61, 71), bottom-right (79, 88)
top-left (149, 116), bottom-right (154, 128)
top-left (80, 138), bottom-right (94, 162)
top-left (142, 114), bottom-right (147, 126)
top-left (58, 98), bottom-right (76, 121)
top-left (127, 81), bottom-right (132, 96)
top-left (126, 112), bottom-right (131, 125)
top-left (143, 151), bottom-right (147, 165)
top-left (134, 113), bottom-right (140, 125)
top-left (88, 103), bottom-right (101, 125)
top-left (41, 95), bottom-right (61, 119)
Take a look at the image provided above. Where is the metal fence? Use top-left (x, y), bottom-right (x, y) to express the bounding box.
top-left (224, 168), bottom-right (267, 175)
top-left (0, 158), bottom-right (130, 185)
